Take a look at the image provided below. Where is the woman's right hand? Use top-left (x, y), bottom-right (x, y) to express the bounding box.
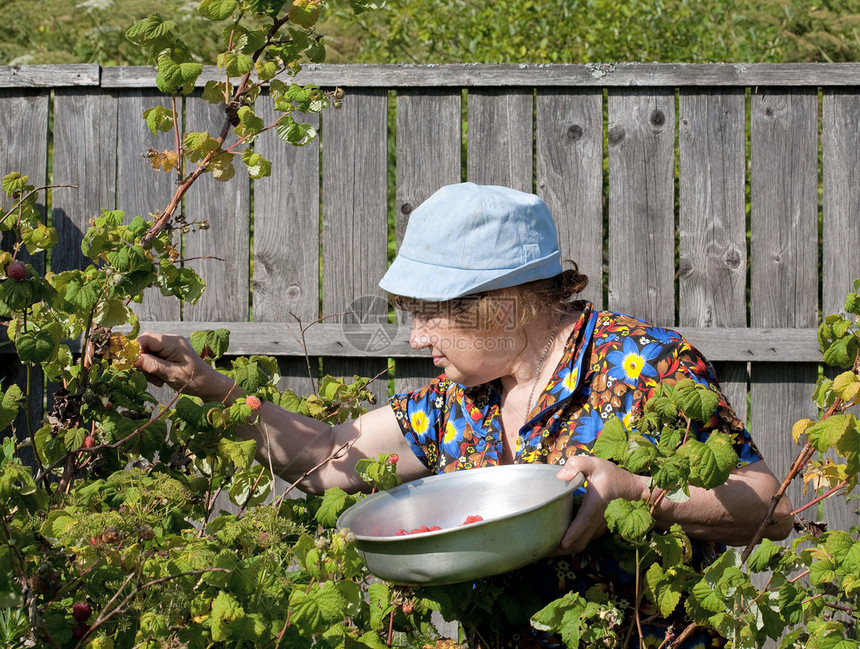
top-left (134, 332), bottom-right (239, 402)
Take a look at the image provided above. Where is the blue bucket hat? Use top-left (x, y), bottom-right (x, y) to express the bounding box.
top-left (379, 183), bottom-right (562, 301)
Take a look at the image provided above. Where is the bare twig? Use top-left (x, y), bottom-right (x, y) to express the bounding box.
top-left (0, 183), bottom-right (77, 227)
top-left (74, 568), bottom-right (232, 648)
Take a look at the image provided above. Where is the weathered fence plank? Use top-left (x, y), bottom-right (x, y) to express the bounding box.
top-left (17, 322), bottom-right (811, 362)
top-left (821, 89), bottom-right (860, 534)
top-left (678, 88), bottom-right (748, 419)
top-left (0, 88), bottom-right (50, 454)
top-left (254, 98), bottom-right (321, 397)
top-left (393, 89), bottom-right (462, 394)
top-left (118, 90), bottom-right (181, 322)
top-left (536, 89), bottom-right (605, 309)
top-left (99, 63), bottom-right (860, 89)
top-left (749, 89), bottom-right (820, 511)
top-left (320, 89), bottom-right (389, 405)
top-left (182, 95), bottom-right (251, 325)
top-left (51, 88), bottom-right (118, 273)
top-left (607, 88), bottom-right (676, 325)
top-left (466, 89), bottom-right (533, 191)
top-left (0, 64), bottom-right (100, 87)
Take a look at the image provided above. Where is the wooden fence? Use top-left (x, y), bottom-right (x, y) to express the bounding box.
top-left (1, 63), bottom-right (859, 535)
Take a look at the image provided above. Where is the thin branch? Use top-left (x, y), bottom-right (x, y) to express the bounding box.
top-left (740, 438), bottom-right (817, 564)
top-left (75, 568), bottom-right (232, 648)
top-left (791, 479), bottom-right (849, 517)
top-left (0, 184), bottom-right (77, 227)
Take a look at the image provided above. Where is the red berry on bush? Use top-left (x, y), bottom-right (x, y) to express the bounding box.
top-left (388, 454), bottom-right (399, 464)
top-left (72, 601), bottom-right (92, 622)
top-left (6, 260), bottom-right (26, 281)
top-left (401, 600), bottom-right (414, 615)
top-left (245, 395), bottom-right (262, 411)
top-left (82, 436), bottom-right (96, 449)
top-left (72, 622), bottom-right (90, 639)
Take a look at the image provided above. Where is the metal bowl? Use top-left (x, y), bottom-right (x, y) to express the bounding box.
top-left (336, 463), bottom-right (584, 586)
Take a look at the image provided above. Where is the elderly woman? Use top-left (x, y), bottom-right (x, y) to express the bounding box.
top-left (135, 183), bottom-right (792, 648)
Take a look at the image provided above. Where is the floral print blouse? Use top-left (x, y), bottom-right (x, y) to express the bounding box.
top-left (389, 301), bottom-right (760, 474)
top-left (388, 301), bottom-right (762, 649)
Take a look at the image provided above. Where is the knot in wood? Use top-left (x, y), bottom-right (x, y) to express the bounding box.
top-left (608, 125), bottom-right (626, 147)
top-left (400, 203), bottom-right (413, 215)
top-left (724, 248), bottom-right (742, 270)
top-left (566, 124), bottom-right (584, 143)
top-left (650, 109), bottom-right (666, 128)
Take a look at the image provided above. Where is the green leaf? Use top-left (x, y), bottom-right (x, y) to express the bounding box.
top-left (241, 148), bottom-right (271, 179)
top-left (63, 427), bottom-right (86, 451)
top-left (367, 582), bottom-right (391, 631)
top-left (21, 222), bottom-right (57, 254)
top-left (190, 328), bottom-right (231, 360)
top-left (315, 487), bottom-right (350, 527)
top-left (94, 298), bottom-right (131, 328)
top-left (34, 426), bottom-right (65, 465)
top-left (15, 329), bottom-right (58, 363)
top-left (217, 437), bottom-right (256, 470)
top-left (289, 0), bottom-right (321, 28)
top-left (40, 509), bottom-right (77, 542)
top-left (217, 52), bottom-right (255, 77)
top-left (604, 498), bottom-right (654, 544)
top-left (2, 172), bottom-right (29, 196)
top-left (845, 291), bottom-right (860, 315)
top-left (198, 0), bottom-right (239, 21)
top-left (143, 106), bottom-right (174, 134)
top-left (156, 54), bottom-right (203, 94)
top-left (806, 414), bottom-right (854, 453)
top-left (625, 435), bottom-right (658, 474)
top-left (651, 455), bottom-right (690, 492)
top-left (0, 275), bottom-right (37, 311)
top-left (747, 538), bottom-right (783, 572)
top-left (674, 379), bottom-right (719, 423)
top-left (0, 385), bottom-right (23, 431)
top-left (823, 335), bottom-right (859, 369)
top-left (276, 116), bottom-right (317, 146)
top-left (228, 467), bottom-right (272, 507)
top-left (249, 0), bottom-right (288, 16)
top-left (832, 371), bottom-right (860, 403)
top-left (592, 416), bottom-right (627, 461)
top-left (126, 14), bottom-right (176, 45)
top-left (678, 433), bottom-right (738, 489)
top-left (157, 262), bottom-right (206, 303)
top-left (290, 581), bottom-right (347, 635)
top-left (777, 580), bottom-right (804, 625)
top-left (202, 80), bottom-right (231, 105)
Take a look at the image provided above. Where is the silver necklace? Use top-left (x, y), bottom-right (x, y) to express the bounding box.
top-left (523, 313), bottom-right (564, 422)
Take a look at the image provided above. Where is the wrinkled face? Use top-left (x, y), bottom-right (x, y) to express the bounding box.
top-left (408, 307), bottom-right (522, 387)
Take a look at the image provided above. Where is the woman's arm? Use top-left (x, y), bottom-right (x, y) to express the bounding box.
top-left (134, 332), bottom-right (431, 494)
top-left (554, 456), bottom-right (794, 554)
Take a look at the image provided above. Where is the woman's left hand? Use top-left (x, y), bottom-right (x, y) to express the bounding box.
top-left (553, 456), bottom-right (649, 554)
top-left (552, 455), bottom-right (794, 555)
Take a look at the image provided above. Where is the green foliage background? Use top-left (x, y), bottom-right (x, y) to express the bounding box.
top-left (4, 0), bottom-right (860, 65)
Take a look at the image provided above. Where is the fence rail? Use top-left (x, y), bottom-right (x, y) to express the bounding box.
top-left (2, 63), bottom-right (859, 536)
